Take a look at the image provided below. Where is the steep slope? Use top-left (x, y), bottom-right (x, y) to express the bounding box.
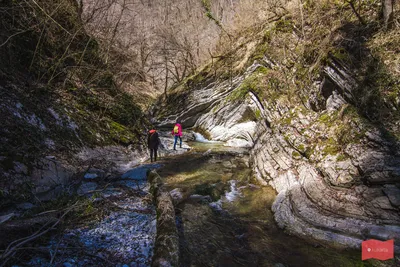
top-left (154, 1), bottom-right (400, 251)
top-left (80, 0), bottom-right (281, 95)
top-left (0, 0), bottom-right (149, 203)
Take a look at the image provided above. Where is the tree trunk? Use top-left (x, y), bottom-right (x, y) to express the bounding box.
top-left (382, 0), bottom-right (394, 29)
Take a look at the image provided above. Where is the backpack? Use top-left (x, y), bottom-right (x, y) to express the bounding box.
top-left (173, 125), bottom-right (179, 134)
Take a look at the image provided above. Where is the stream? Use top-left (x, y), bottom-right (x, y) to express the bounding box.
top-left (156, 141), bottom-right (367, 267)
top-left (6, 140), bottom-right (371, 267)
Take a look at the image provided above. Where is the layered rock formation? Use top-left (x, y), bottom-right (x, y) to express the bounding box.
top-left (155, 50), bottom-right (400, 252)
top-left (155, 63), bottom-right (264, 148)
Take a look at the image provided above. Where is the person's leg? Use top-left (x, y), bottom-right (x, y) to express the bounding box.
top-left (173, 135), bottom-right (178, 150)
top-left (150, 149), bottom-right (154, 162)
top-left (154, 149), bottom-right (157, 161)
top-left (179, 136), bottom-right (182, 148)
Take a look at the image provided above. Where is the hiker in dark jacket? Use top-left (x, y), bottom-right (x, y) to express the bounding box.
top-left (147, 129), bottom-right (160, 162)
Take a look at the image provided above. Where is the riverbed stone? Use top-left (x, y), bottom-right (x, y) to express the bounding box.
top-left (77, 182), bottom-right (98, 195)
top-left (189, 194), bottom-right (212, 203)
top-left (84, 168), bottom-right (106, 180)
top-left (170, 188), bottom-right (184, 205)
top-left (122, 164), bottom-right (162, 180)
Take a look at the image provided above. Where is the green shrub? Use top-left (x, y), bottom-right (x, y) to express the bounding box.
top-left (275, 17), bottom-right (294, 33)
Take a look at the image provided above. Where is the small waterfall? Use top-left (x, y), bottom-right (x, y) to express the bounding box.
top-left (225, 180), bottom-right (242, 202)
top-left (193, 132), bottom-right (220, 143)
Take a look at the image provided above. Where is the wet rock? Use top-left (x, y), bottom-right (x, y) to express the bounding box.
top-left (248, 184), bottom-right (260, 190)
top-left (84, 168), bottom-right (106, 180)
top-left (100, 187), bottom-right (123, 198)
top-left (170, 188), bottom-right (184, 205)
top-left (122, 163), bottom-right (162, 180)
top-left (211, 182), bottom-right (226, 200)
top-left (77, 182), bottom-right (98, 195)
top-left (209, 200), bottom-right (223, 210)
top-left (158, 136), bottom-right (191, 156)
top-left (183, 131), bottom-right (195, 141)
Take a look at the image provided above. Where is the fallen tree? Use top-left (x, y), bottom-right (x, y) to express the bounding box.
top-left (148, 170), bottom-right (179, 267)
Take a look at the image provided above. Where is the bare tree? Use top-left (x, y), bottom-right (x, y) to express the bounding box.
top-left (382, 0), bottom-right (395, 29)
top-left (77, 0), bottom-right (286, 96)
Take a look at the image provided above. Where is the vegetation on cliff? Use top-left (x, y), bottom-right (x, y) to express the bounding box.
top-left (0, 0), bottom-right (149, 199)
top-left (159, 0), bottom-right (399, 140)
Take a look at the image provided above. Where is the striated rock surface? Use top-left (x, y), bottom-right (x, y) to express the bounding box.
top-left (155, 54), bottom-right (400, 252)
top-left (252, 76), bottom-right (400, 250)
top-left (255, 122), bottom-right (400, 249)
top-left (151, 3), bottom-right (400, 253)
top-left (156, 63), bottom-right (266, 148)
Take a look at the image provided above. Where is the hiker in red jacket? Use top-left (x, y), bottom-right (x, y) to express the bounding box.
top-left (171, 121), bottom-right (182, 150)
top-left (147, 129), bottom-right (160, 162)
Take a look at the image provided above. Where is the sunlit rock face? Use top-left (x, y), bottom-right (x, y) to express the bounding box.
top-left (250, 60), bottom-right (400, 251)
top-left (155, 56), bottom-right (400, 251)
top-left (253, 122), bottom-right (400, 250)
top-left (156, 63), bottom-right (264, 148)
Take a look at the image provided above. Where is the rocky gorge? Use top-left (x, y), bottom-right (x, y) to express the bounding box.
top-left (1, 0), bottom-right (400, 266)
top-left (154, 25), bottom-right (400, 256)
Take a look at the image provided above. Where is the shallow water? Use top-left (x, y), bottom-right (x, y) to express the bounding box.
top-left (156, 141), bottom-right (376, 267)
top-left (6, 142), bottom-right (388, 267)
